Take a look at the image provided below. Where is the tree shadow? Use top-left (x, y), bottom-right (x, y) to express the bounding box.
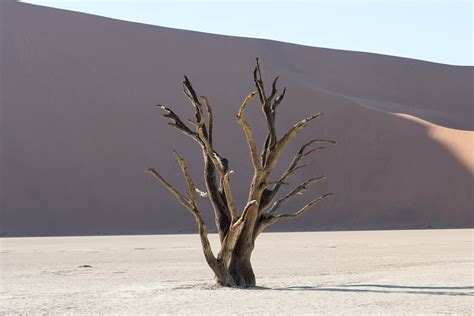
top-left (345, 284), bottom-right (474, 290)
top-left (270, 284), bottom-right (474, 297)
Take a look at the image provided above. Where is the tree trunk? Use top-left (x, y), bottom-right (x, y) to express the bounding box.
top-left (228, 238), bottom-right (256, 287)
top-left (229, 254), bottom-right (255, 287)
top-left (211, 237), bottom-right (256, 288)
top-left (213, 262), bottom-right (236, 287)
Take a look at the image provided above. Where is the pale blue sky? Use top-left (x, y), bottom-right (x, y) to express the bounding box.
top-left (22, 0), bottom-right (473, 65)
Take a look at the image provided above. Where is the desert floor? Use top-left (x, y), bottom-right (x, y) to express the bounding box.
top-left (1, 229), bottom-right (472, 314)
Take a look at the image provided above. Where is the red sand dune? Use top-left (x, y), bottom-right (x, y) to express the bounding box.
top-left (1, 1), bottom-right (473, 236)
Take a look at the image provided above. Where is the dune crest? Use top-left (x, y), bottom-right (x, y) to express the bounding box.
top-left (1, 1), bottom-right (473, 236)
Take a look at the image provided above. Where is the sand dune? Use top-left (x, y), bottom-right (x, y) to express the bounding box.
top-left (1, 0), bottom-right (473, 236)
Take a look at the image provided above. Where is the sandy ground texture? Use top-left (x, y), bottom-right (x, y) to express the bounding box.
top-left (1, 229), bottom-right (473, 315)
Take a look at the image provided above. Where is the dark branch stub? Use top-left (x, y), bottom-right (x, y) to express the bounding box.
top-left (147, 59), bottom-right (334, 288)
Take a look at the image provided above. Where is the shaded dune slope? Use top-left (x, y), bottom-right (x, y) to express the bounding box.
top-left (1, 1), bottom-right (473, 236)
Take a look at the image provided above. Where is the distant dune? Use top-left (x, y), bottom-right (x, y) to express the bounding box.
top-left (1, 0), bottom-right (473, 236)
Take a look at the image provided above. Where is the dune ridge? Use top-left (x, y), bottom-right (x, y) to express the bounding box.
top-left (1, 1), bottom-right (473, 236)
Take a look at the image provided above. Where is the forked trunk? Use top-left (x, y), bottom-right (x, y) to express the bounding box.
top-left (213, 254), bottom-right (255, 288)
top-left (212, 235), bottom-right (256, 288)
top-left (228, 212), bottom-right (257, 287)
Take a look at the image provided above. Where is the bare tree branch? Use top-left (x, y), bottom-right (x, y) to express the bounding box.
top-left (253, 58), bottom-right (266, 103)
top-left (171, 152), bottom-right (220, 270)
top-left (257, 193), bottom-right (333, 235)
top-left (234, 199), bottom-right (258, 228)
top-left (203, 153), bottom-right (231, 241)
top-left (272, 87), bottom-right (286, 110)
top-left (253, 58), bottom-right (278, 166)
top-left (218, 200), bottom-right (258, 267)
top-left (182, 78), bottom-right (234, 240)
top-left (183, 75), bottom-right (204, 123)
top-left (180, 79), bottom-right (238, 225)
top-left (260, 135), bottom-right (271, 167)
top-left (157, 105), bottom-right (200, 142)
top-left (145, 167), bottom-right (193, 211)
top-left (268, 76), bottom-right (279, 101)
top-left (222, 173), bottom-right (239, 223)
top-left (276, 139), bottom-right (335, 184)
top-left (157, 82), bottom-right (232, 241)
top-left (271, 193), bottom-right (333, 220)
top-left (146, 164), bottom-right (218, 270)
top-left (200, 96), bottom-right (213, 145)
top-left (236, 91), bottom-right (261, 171)
top-left (267, 177), bottom-right (326, 215)
top-left (270, 113), bottom-right (323, 163)
top-left (259, 138), bottom-right (334, 212)
top-left (190, 108), bottom-right (238, 223)
top-left (173, 151), bottom-right (198, 206)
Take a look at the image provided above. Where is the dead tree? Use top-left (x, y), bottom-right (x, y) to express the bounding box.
top-left (147, 59), bottom-right (335, 288)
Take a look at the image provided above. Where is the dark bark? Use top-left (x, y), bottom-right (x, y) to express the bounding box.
top-left (204, 154), bottom-right (231, 241)
top-left (229, 243), bottom-right (256, 287)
